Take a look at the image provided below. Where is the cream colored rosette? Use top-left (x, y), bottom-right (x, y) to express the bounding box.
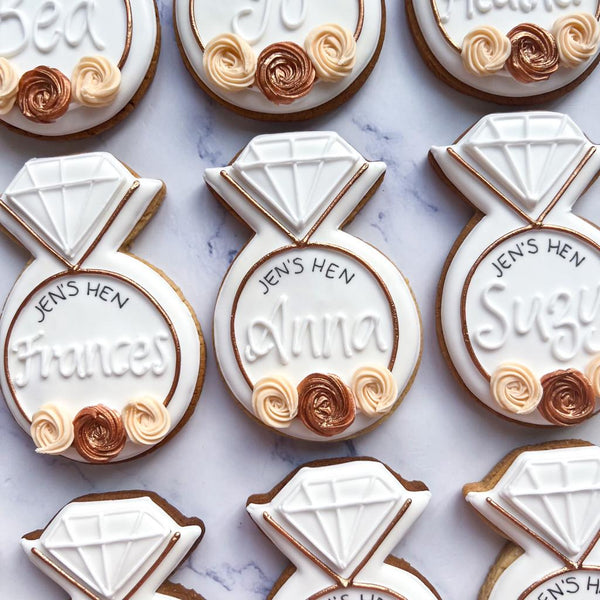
top-left (71, 55), bottom-right (121, 107)
top-left (461, 26), bottom-right (511, 76)
top-left (0, 57), bottom-right (19, 115)
top-left (305, 24), bottom-right (357, 82)
top-left (203, 33), bottom-right (257, 92)
top-left (552, 13), bottom-right (600, 68)
top-left (351, 365), bottom-right (398, 418)
top-left (490, 363), bottom-right (543, 414)
top-left (122, 397), bottom-right (171, 445)
top-left (30, 404), bottom-right (74, 455)
top-left (586, 354), bottom-right (600, 397)
top-left (252, 376), bottom-right (298, 428)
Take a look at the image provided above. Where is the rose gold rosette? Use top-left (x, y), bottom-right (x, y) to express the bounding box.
top-left (73, 405), bottom-right (127, 463)
top-left (255, 42), bottom-right (315, 104)
top-left (506, 24), bottom-right (559, 83)
top-left (539, 369), bottom-right (596, 425)
top-left (298, 373), bottom-right (355, 437)
top-left (17, 66), bottom-right (71, 123)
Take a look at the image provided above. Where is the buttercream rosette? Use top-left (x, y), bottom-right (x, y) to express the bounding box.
top-left (552, 13), bottom-right (600, 68)
top-left (252, 376), bottom-right (298, 428)
top-left (305, 23), bottom-right (357, 81)
top-left (461, 26), bottom-right (511, 76)
top-left (203, 33), bottom-right (257, 92)
top-left (72, 55), bottom-right (121, 107)
top-left (490, 363), bottom-right (542, 414)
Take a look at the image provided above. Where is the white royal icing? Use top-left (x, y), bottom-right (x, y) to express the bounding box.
top-left (431, 112), bottom-right (600, 425)
top-left (174, 0), bottom-right (383, 116)
top-left (411, 0), bottom-right (600, 99)
top-left (0, 153), bottom-right (203, 462)
top-left (205, 132), bottom-right (421, 441)
top-left (247, 460), bottom-right (439, 600)
top-left (22, 494), bottom-right (204, 600)
top-left (466, 444), bottom-right (600, 600)
top-left (0, 0), bottom-right (158, 136)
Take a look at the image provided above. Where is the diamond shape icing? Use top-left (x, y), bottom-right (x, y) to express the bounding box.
top-left (498, 447), bottom-right (600, 557)
top-left (41, 497), bottom-right (172, 599)
top-left (268, 461), bottom-right (407, 574)
top-left (3, 154), bottom-right (133, 264)
top-left (462, 113), bottom-right (590, 211)
top-left (232, 132), bottom-right (362, 238)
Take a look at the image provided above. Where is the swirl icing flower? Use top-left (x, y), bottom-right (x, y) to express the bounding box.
top-left (298, 373), bottom-right (355, 437)
top-left (122, 397), bottom-right (171, 445)
top-left (256, 42), bottom-right (316, 104)
top-left (506, 24), bottom-right (559, 83)
top-left (351, 365), bottom-right (398, 418)
top-left (552, 13), bottom-right (600, 68)
top-left (252, 376), bottom-right (298, 428)
top-left (490, 363), bottom-right (543, 414)
top-left (71, 56), bottom-right (121, 107)
top-left (586, 354), bottom-right (600, 398)
top-left (73, 405), bottom-right (127, 463)
top-left (461, 26), bottom-right (511, 76)
top-left (0, 58), bottom-right (19, 115)
top-left (203, 33), bottom-right (257, 92)
top-left (539, 369), bottom-right (596, 425)
top-left (17, 66), bottom-right (71, 123)
top-left (305, 24), bottom-right (357, 82)
top-left (30, 404), bottom-right (74, 455)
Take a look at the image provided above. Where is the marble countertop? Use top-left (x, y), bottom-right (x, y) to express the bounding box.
top-left (2, 1), bottom-right (600, 599)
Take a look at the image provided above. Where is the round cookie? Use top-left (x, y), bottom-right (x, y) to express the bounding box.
top-left (407, 0), bottom-right (600, 103)
top-left (22, 490), bottom-right (206, 600)
top-left (0, 0), bottom-right (160, 139)
top-left (431, 111), bottom-right (600, 427)
top-left (205, 131), bottom-right (422, 441)
top-left (174, 0), bottom-right (385, 120)
top-left (464, 440), bottom-right (600, 600)
top-left (0, 152), bottom-right (205, 463)
top-left (247, 458), bottom-right (442, 600)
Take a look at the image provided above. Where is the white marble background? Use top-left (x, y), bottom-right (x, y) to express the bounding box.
top-left (1, 1), bottom-right (600, 599)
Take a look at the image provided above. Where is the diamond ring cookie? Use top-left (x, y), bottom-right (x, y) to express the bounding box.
top-left (465, 441), bottom-right (600, 600)
top-left (0, 0), bottom-right (160, 139)
top-left (0, 153), bottom-right (205, 463)
top-left (247, 458), bottom-right (441, 600)
top-left (22, 491), bottom-right (206, 600)
top-left (431, 112), bottom-right (600, 426)
top-left (407, 0), bottom-right (600, 103)
top-left (205, 132), bottom-right (422, 441)
top-left (174, 0), bottom-right (385, 120)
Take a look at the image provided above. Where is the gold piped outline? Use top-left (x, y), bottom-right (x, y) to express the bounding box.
top-left (118, 0), bottom-right (134, 69)
top-left (4, 268), bottom-right (182, 424)
top-left (264, 498), bottom-right (412, 593)
top-left (449, 145), bottom-right (600, 382)
top-left (230, 243), bottom-right (400, 389)
top-left (190, 0), bottom-right (365, 52)
top-left (0, 181), bottom-right (140, 271)
top-left (31, 532), bottom-right (181, 600)
top-left (486, 496), bottom-right (600, 600)
top-left (429, 0), bottom-right (600, 53)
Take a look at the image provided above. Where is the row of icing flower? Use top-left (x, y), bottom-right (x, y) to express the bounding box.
top-left (203, 23), bottom-right (357, 105)
top-left (30, 397), bottom-right (170, 463)
top-left (0, 55), bottom-right (121, 123)
top-left (461, 12), bottom-right (600, 82)
top-left (252, 365), bottom-right (398, 437)
top-left (490, 359), bottom-right (600, 425)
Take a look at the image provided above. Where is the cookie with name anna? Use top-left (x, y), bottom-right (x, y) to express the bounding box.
top-left (174, 0), bottom-right (385, 120)
top-left (464, 440), bottom-right (600, 600)
top-left (431, 111), bottom-right (600, 427)
top-left (0, 152), bottom-right (205, 463)
top-left (22, 490), bottom-right (206, 600)
top-left (0, 0), bottom-right (160, 139)
top-left (205, 131), bottom-right (422, 441)
top-left (407, 0), bottom-right (600, 102)
top-left (247, 458), bottom-right (441, 600)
